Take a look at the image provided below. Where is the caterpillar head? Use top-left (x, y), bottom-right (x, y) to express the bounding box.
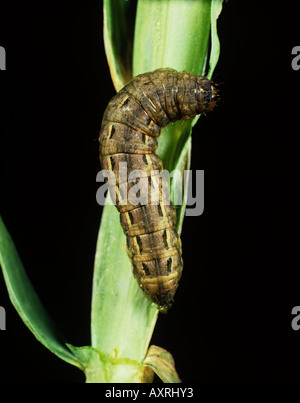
top-left (196, 77), bottom-right (219, 114)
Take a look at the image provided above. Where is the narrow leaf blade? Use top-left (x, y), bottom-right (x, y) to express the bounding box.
top-left (0, 216), bottom-right (81, 368)
top-left (208, 0), bottom-right (224, 79)
top-left (103, 0), bottom-right (137, 91)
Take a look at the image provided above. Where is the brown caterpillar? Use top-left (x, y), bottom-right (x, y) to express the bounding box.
top-left (99, 68), bottom-right (217, 312)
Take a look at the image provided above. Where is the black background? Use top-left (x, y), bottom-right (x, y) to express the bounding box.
top-left (0, 0), bottom-right (300, 384)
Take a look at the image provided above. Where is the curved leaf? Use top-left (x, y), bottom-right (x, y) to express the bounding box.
top-left (0, 216), bottom-right (81, 369)
top-left (143, 345), bottom-right (181, 383)
top-left (103, 0), bottom-right (137, 91)
top-left (208, 0), bottom-right (224, 79)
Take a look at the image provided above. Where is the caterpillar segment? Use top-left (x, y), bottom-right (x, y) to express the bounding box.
top-left (99, 68), bottom-right (217, 312)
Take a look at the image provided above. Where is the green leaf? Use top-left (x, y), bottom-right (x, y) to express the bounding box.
top-left (208, 0), bottom-right (224, 79)
top-left (133, 0), bottom-right (211, 76)
top-left (103, 0), bottom-right (137, 91)
top-left (68, 344), bottom-right (144, 383)
top-left (192, 0), bottom-right (223, 126)
top-left (91, 196), bottom-right (158, 362)
top-left (0, 216), bottom-right (81, 369)
top-left (67, 344), bottom-right (107, 382)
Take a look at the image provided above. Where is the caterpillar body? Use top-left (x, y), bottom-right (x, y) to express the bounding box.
top-left (99, 68), bottom-right (217, 312)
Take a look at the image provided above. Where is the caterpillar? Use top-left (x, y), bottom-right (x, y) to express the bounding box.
top-left (99, 68), bottom-right (217, 312)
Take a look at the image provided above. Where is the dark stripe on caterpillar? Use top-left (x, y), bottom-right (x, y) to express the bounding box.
top-left (142, 154), bottom-right (148, 165)
top-left (162, 230), bottom-right (168, 249)
top-left (99, 67), bottom-right (218, 312)
top-left (166, 258), bottom-right (172, 273)
top-left (128, 211), bottom-right (134, 225)
top-left (157, 204), bottom-right (164, 217)
top-left (109, 125), bottom-right (115, 139)
top-left (142, 262), bottom-right (151, 276)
